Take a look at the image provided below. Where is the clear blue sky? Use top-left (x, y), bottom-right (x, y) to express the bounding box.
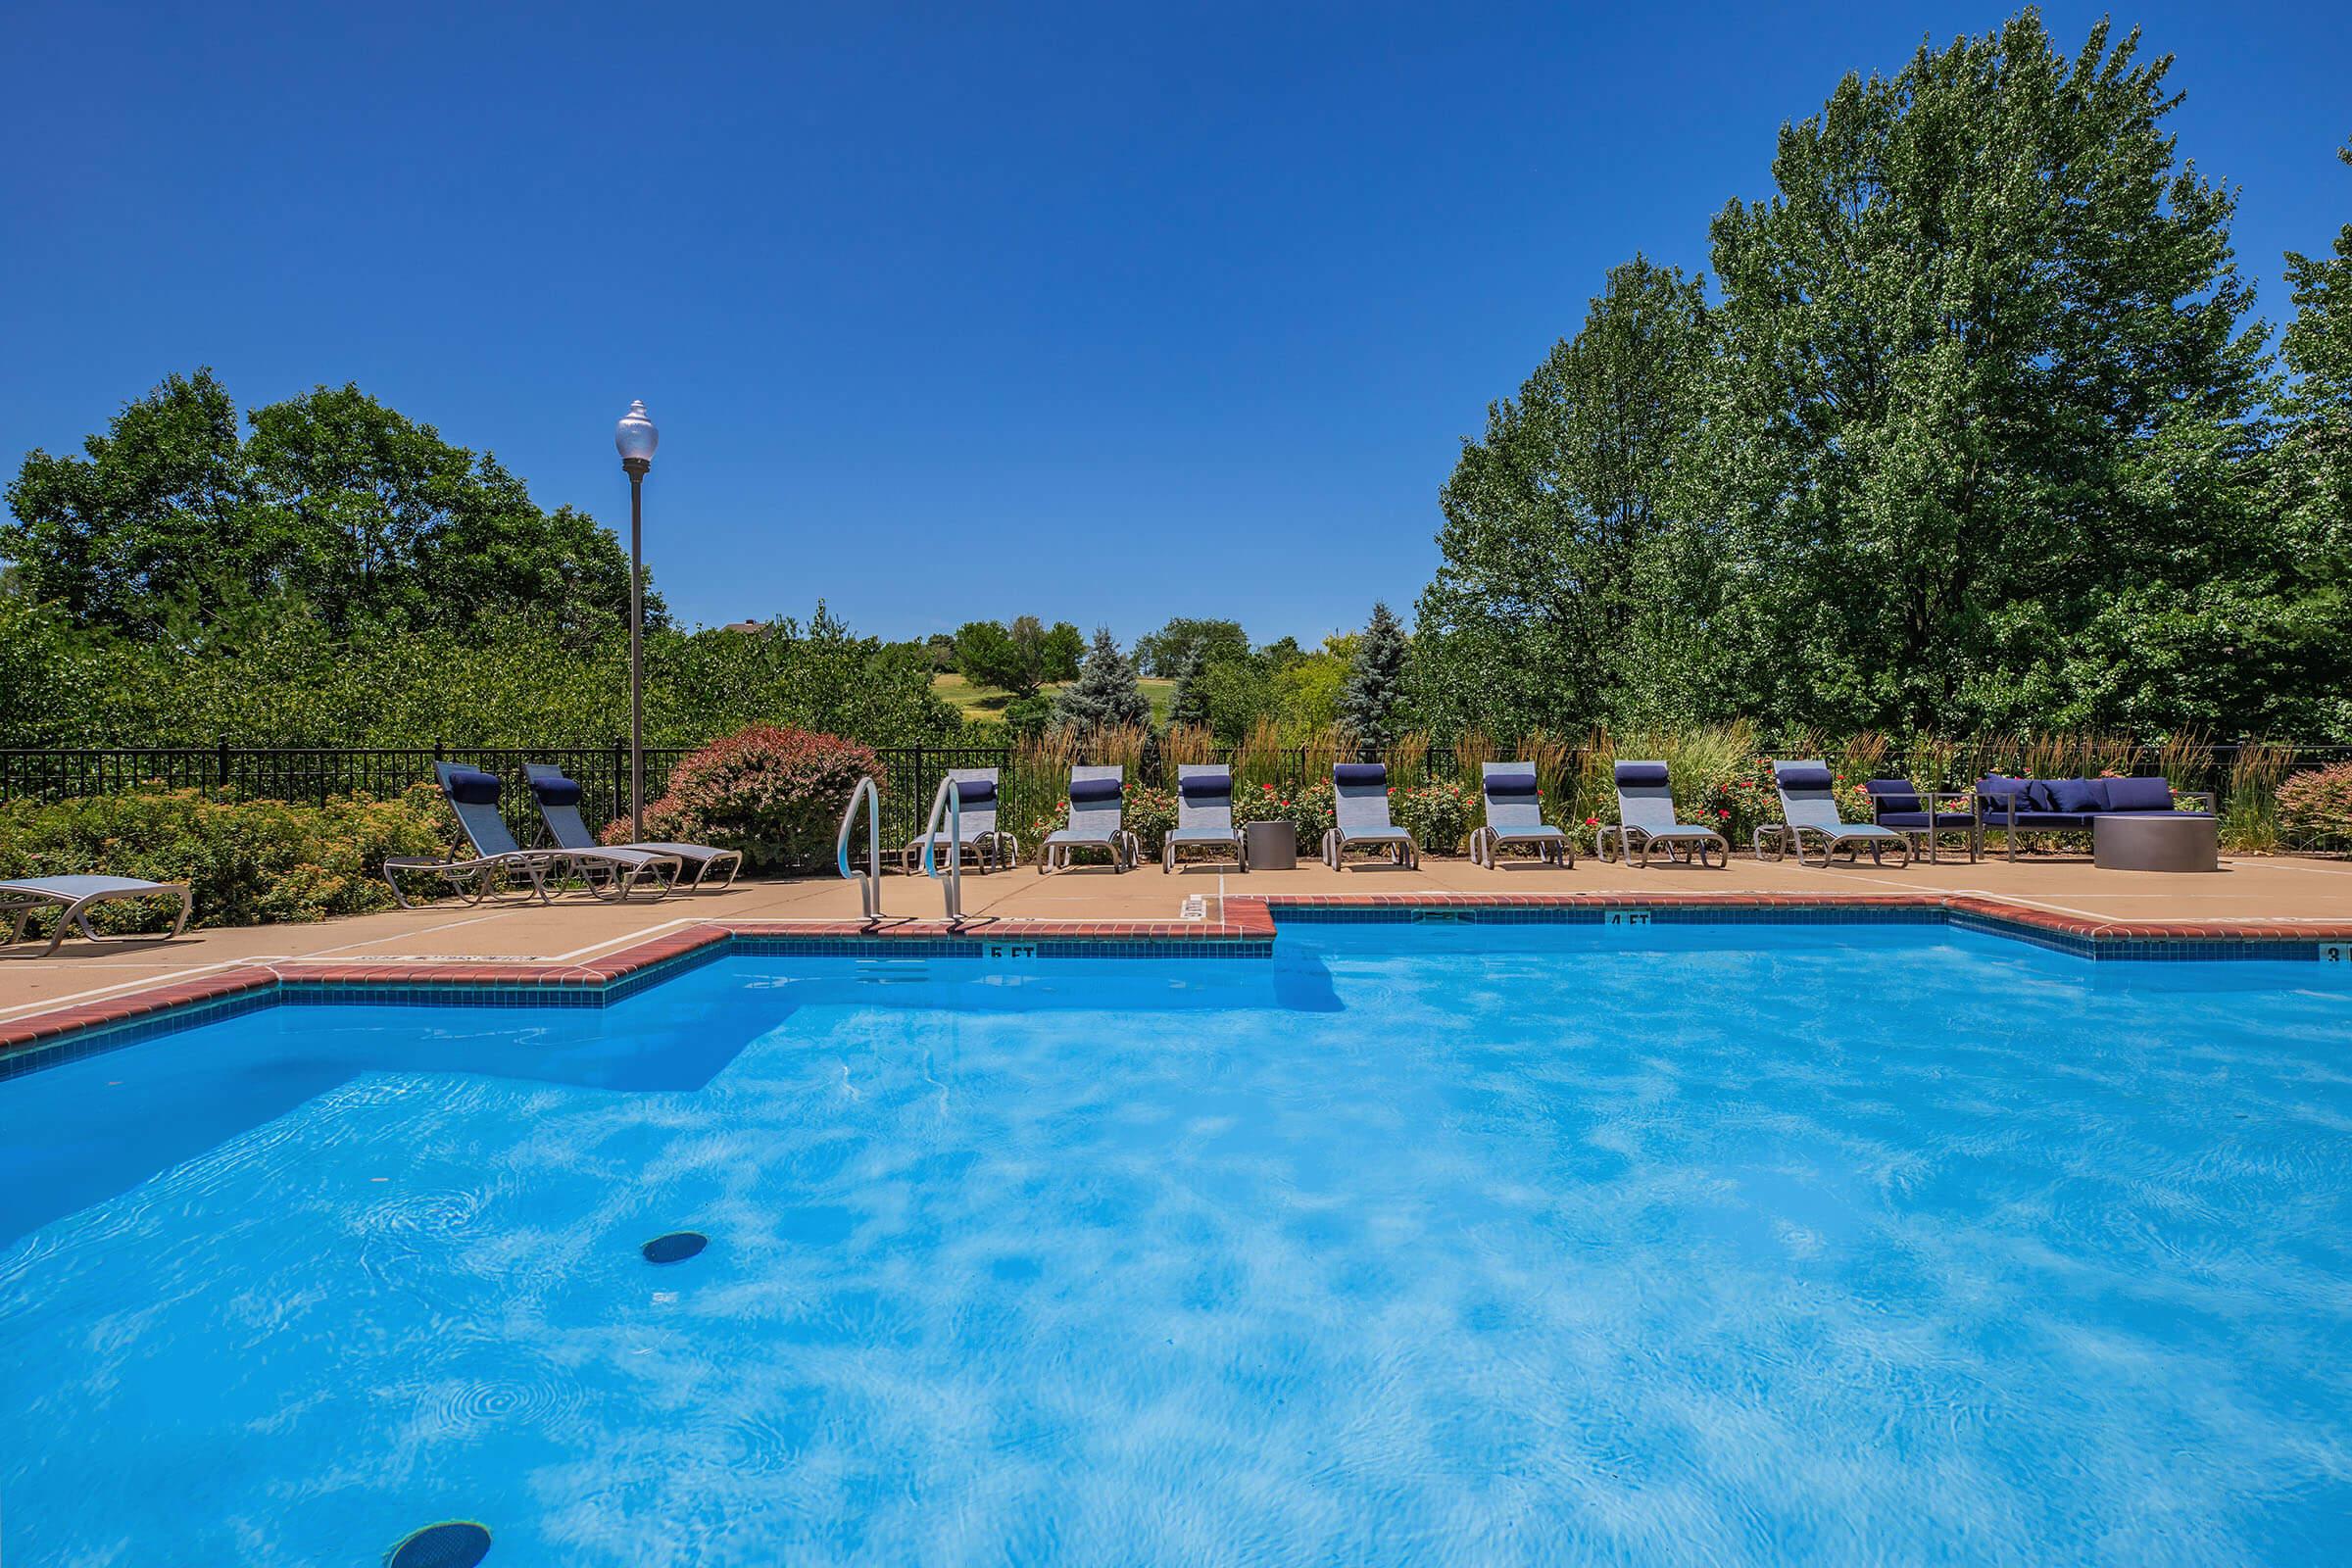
top-left (6, 2), bottom-right (2347, 647)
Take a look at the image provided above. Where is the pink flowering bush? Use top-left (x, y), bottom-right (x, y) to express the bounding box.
top-left (2278, 760), bottom-right (2352, 852)
top-left (612, 724), bottom-right (877, 870)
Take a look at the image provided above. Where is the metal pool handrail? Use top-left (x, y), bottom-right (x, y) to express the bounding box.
top-left (836, 775), bottom-right (884, 921)
top-left (919, 774), bottom-right (963, 922)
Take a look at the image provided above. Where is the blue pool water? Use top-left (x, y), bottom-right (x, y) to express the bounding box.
top-left (2, 923), bottom-right (2349, 1565)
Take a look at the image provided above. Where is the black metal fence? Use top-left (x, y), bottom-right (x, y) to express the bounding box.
top-left (5, 738), bottom-right (2350, 864)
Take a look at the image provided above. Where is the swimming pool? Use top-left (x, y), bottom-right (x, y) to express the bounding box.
top-left (3, 920), bottom-right (2348, 1564)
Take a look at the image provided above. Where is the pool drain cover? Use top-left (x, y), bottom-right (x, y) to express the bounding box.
top-left (386, 1520), bottom-right (490, 1568)
top-left (642, 1230), bottom-right (708, 1264)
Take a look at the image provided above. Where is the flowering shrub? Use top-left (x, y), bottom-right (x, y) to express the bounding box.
top-left (0, 786), bottom-right (449, 931)
top-left (616, 724), bottom-right (877, 870)
top-left (1027, 781), bottom-right (1177, 860)
top-left (1393, 778), bottom-right (1474, 854)
top-left (2278, 760), bottom-right (2352, 852)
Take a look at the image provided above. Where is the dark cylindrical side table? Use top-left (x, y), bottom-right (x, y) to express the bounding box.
top-left (2092, 814), bottom-right (2219, 872)
top-left (1244, 819), bottom-right (1298, 870)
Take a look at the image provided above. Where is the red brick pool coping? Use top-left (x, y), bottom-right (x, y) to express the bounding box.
top-left (7, 893), bottom-right (2350, 1056)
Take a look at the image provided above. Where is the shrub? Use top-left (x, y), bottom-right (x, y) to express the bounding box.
top-left (0, 787), bottom-right (450, 931)
top-left (1392, 778), bottom-right (1474, 854)
top-left (618, 724), bottom-right (878, 870)
top-left (2278, 760), bottom-right (2352, 852)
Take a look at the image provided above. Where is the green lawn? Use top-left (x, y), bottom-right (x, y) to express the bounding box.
top-left (934, 673), bottom-right (1176, 725)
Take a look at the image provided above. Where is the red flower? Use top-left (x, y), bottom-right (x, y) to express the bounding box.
top-left (1585, 815), bottom-right (1598, 826)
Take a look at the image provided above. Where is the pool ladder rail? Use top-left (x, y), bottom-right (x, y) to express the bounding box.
top-left (836, 775), bottom-right (885, 921)
top-left (837, 775), bottom-right (967, 923)
top-left (918, 774), bottom-right (964, 922)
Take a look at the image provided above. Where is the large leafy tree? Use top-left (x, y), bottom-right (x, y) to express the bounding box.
top-left (1701, 16), bottom-right (2276, 734)
top-left (2277, 148), bottom-right (2352, 566)
top-left (1133, 617), bottom-right (1250, 677)
top-left (2, 369), bottom-right (254, 631)
top-left (950, 614), bottom-right (1083, 697)
top-left (1411, 257), bottom-right (1713, 737)
top-left (4, 370), bottom-right (646, 640)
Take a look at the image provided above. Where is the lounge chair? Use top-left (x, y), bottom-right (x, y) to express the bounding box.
top-left (1163, 764), bottom-right (1248, 872)
top-left (1039, 764), bottom-right (1140, 872)
top-left (1469, 762), bottom-right (1572, 866)
top-left (385, 763), bottom-right (678, 907)
top-left (524, 763), bottom-right (743, 890)
top-left (2, 875), bottom-right (192, 958)
top-left (1596, 760), bottom-right (1728, 866)
top-left (1753, 760), bottom-right (1910, 867)
top-left (902, 768), bottom-right (1017, 875)
top-left (1324, 762), bottom-right (1419, 869)
top-left (1862, 777), bottom-right (1980, 863)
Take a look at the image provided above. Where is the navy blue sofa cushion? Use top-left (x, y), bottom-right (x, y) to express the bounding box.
top-left (1485, 771), bottom-right (1540, 797)
top-left (1613, 761), bottom-right (1671, 788)
top-left (2047, 778), bottom-right (2104, 812)
top-left (528, 773), bottom-right (584, 806)
top-left (1333, 763), bottom-right (1388, 786)
top-left (1066, 777), bottom-right (1122, 804)
top-left (2100, 775), bottom-right (2173, 812)
top-left (1776, 763), bottom-right (1835, 791)
top-left (444, 767), bottom-right (501, 805)
top-left (954, 778), bottom-right (997, 807)
top-left (1865, 778), bottom-right (1921, 810)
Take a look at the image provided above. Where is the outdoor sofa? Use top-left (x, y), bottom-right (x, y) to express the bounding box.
top-left (1972, 774), bottom-right (2214, 861)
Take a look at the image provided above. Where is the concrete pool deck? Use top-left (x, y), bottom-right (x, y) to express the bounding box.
top-left (9, 849), bottom-right (2352, 1043)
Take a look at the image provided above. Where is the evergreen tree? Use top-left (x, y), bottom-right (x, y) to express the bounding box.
top-left (1167, 642), bottom-right (1213, 730)
top-left (1340, 603), bottom-right (1407, 744)
top-left (1053, 626), bottom-right (1152, 734)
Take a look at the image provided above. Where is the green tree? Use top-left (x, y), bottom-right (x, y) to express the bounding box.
top-left (1167, 643), bottom-right (1214, 728)
top-left (1053, 626), bottom-right (1152, 733)
top-left (2278, 145), bottom-right (2352, 566)
top-left (1410, 257), bottom-right (1713, 738)
top-left (2, 369), bottom-right (254, 632)
top-left (1133, 616), bottom-right (1250, 676)
top-left (950, 614), bottom-right (1083, 697)
top-left (1701, 16), bottom-right (2276, 734)
top-left (4, 370), bottom-right (647, 640)
top-left (1341, 602), bottom-right (1408, 744)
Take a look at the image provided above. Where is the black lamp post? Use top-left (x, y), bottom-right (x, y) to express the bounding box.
top-left (613, 399), bottom-right (660, 839)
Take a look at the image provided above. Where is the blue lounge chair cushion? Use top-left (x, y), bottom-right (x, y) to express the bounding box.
top-left (1334, 763), bottom-right (1387, 786)
top-left (1614, 761), bottom-right (1671, 787)
top-left (955, 779), bottom-right (997, 806)
top-left (1776, 763), bottom-right (1835, 791)
top-left (2099, 775), bottom-right (2173, 812)
top-left (2047, 778), bottom-right (2103, 812)
top-left (1178, 774), bottom-right (1231, 802)
top-left (1485, 771), bottom-right (1539, 797)
top-left (1067, 777), bottom-right (1122, 804)
top-left (445, 767), bottom-right (502, 805)
top-left (529, 773), bottom-right (585, 806)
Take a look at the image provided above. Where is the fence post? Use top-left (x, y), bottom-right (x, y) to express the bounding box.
top-left (215, 735), bottom-right (229, 801)
top-left (433, 738), bottom-right (446, 762)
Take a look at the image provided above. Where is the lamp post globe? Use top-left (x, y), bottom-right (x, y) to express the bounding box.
top-left (615, 401), bottom-right (659, 840)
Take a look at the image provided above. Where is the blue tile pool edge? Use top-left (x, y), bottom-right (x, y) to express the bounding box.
top-left (0, 908), bottom-right (2333, 1081)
